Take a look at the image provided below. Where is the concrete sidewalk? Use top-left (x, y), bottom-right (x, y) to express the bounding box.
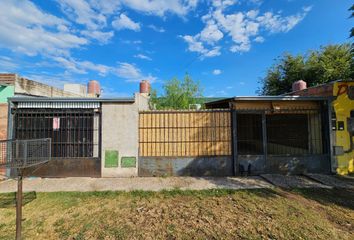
top-left (0, 176), bottom-right (273, 193)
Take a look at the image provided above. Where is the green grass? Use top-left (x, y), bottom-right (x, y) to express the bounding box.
top-left (0, 188), bottom-right (353, 239)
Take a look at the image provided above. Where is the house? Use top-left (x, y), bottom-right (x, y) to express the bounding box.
top-left (0, 73), bottom-right (97, 177)
top-left (205, 96), bottom-right (331, 175)
top-left (286, 79), bottom-right (354, 175)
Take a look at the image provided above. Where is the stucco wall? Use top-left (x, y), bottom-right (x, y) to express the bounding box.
top-left (101, 94), bottom-right (149, 177)
top-left (0, 103), bottom-right (8, 140)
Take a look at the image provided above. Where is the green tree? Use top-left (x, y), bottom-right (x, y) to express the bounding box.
top-left (259, 44), bottom-right (353, 95)
top-left (150, 74), bottom-right (203, 109)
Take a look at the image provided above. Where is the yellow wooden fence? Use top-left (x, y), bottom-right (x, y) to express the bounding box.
top-left (139, 110), bottom-right (232, 157)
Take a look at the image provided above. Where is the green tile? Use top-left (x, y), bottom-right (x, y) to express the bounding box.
top-left (121, 157), bottom-right (136, 168)
top-left (105, 150), bottom-right (118, 168)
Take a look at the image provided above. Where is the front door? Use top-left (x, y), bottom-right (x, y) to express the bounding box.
top-left (236, 113), bottom-right (265, 174)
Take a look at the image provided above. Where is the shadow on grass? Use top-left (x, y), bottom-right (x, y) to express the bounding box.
top-left (0, 191), bottom-right (37, 208)
top-left (292, 188), bottom-right (354, 210)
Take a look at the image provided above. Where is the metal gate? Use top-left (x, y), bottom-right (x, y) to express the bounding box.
top-left (235, 108), bottom-right (330, 174)
top-left (12, 108), bottom-right (101, 177)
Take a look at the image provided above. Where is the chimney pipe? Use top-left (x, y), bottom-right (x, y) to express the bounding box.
top-left (88, 80), bottom-right (101, 97)
top-left (139, 80), bottom-right (150, 94)
top-left (292, 80), bottom-right (307, 92)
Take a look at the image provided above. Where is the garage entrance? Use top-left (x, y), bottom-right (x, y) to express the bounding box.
top-left (10, 103), bottom-right (101, 177)
top-left (235, 107), bottom-right (330, 174)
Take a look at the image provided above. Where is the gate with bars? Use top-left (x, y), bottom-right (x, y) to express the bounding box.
top-left (9, 105), bottom-right (101, 177)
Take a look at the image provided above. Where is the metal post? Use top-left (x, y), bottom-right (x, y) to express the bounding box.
top-left (262, 113), bottom-right (268, 172)
top-left (231, 109), bottom-right (238, 176)
top-left (16, 171), bottom-right (23, 240)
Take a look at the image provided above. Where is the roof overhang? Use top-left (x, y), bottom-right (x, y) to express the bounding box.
top-left (8, 97), bottom-right (135, 109)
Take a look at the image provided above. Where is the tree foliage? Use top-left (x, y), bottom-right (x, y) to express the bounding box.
top-left (259, 44), bottom-right (354, 95)
top-left (150, 74), bottom-right (203, 109)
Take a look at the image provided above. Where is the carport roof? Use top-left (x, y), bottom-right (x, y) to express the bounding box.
top-left (205, 96), bottom-right (330, 108)
top-left (8, 97), bottom-right (135, 103)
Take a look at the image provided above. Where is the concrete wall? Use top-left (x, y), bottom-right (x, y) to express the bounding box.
top-left (101, 94), bottom-right (149, 177)
top-left (15, 76), bottom-right (82, 97)
top-left (139, 157), bottom-right (233, 176)
top-left (64, 84), bottom-right (87, 96)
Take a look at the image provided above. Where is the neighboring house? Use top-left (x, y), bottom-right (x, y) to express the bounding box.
top-left (0, 73), bottom-right (99, 138)
top-left (205, 96), bottom-right (331, 175)
top-left (0, 73), bottom-right (100, 177)
top-left (286, 80), bottom-right (354, 175)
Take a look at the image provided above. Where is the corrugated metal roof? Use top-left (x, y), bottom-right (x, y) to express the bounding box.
top-left (9, 97), bottom-right (135, 109)
top-left (17, 101), bottom-right (100, 109)
top-left (205, 96), bottom-right (329, 105)
top-left (9, 97), bottom-right (135, 102)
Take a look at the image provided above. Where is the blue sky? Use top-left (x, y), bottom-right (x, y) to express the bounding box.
top-left (0, 0), bottom-right (352, 97)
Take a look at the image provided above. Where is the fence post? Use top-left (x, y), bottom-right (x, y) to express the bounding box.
top-left (231, 109), bottom-right (238, 176)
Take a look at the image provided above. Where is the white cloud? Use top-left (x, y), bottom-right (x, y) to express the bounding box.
top-left (53, 56), bottom-right (111, 76)
top-left (52, 57), bottom-right (157, 82)
top-left (0, 0), bottom-right (87, 56)
top-left (257, 7), bottom-right (312, 33)
top-left (182, 2), bottom-right (311, 55)
top-left (114, 62), bottom-right (157, 82)
top-left (120, 0), bottom-right (199, 17)
top-left (148, 24), bottom-right (166, 33)
top-left (200, 20), bottom-right (224, 44)
top-left (212, 69), bottom-right (222, 75)
top-left (56, 0), bottom-right (118, 43)
top-left (57, 0), bottom-right (107, 30)
top-left (0, 56), bottom-right (19, 71)
top-left (254, 36), bottom-right (264, 43)
top-left (112, 13), bottom-right (141, 31)
top-left (89, 0), bottom-right (121, 15)
top-left (181, 35), bottom-right (221, 58)
top-left (80, 30), bottom-right (114, 43)
top-left (134, 54), bottom-right (152, 61)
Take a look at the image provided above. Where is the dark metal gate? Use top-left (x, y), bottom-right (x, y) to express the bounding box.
top-left (235, 108), bottom-right (331, 175)
top-left (12, 108), bottom-right (101, 177)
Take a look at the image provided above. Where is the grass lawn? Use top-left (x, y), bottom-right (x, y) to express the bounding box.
top-left (0, 188), bottom-right (353, 239)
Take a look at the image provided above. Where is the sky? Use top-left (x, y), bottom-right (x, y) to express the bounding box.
top-left (0, 0), bottom-right (352, 98)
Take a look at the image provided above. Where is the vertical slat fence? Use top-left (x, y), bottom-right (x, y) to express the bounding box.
top-left (139, 110), bottom-right (231, 157)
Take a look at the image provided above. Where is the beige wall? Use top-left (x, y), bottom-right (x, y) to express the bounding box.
top-left (101, 94), bottom-right (149, 177)
top-left (0, 103), bottom-right (8, 140)
top-left (0, 103), bottom-right (7, 177)
top-left (15, 77), bottom-right (83, 97)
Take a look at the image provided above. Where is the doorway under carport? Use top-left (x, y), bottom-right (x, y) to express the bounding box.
top-left (207, 96), bottom-right (332, 175)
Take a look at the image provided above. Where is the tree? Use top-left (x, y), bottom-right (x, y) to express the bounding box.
top-left (259, 44), bottom-right (354, 95)
top-left (150, 74), bottom-right (203, 109)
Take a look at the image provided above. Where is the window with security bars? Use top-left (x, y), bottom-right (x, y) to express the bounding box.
top-left (13, 109), bottom-right (99, 158)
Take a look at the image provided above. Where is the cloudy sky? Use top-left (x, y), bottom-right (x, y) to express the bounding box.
top-left (0, 0), bottom-right (352, 97)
